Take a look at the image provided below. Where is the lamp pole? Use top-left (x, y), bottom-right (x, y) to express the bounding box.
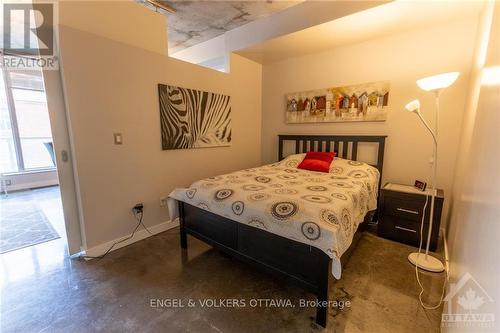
top-left (407, 71), bottom-right (459, 272)
top-left (408, 100), bottom-right (443, 272)
top-left (425, 91), bottom-right (440, 259)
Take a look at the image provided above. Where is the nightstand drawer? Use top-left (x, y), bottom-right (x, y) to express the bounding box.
top-left (378, 216), bottom-right (423, 248)
top-left (384, 197), bottom-right (425, 222)
top-left (394, 218), bottom-right (420, 234)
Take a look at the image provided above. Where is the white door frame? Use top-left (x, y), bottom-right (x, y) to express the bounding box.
top-left (42, 66), bottom-right (86, 255)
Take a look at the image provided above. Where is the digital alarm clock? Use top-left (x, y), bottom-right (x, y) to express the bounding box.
top-left (414, 180), bottom-right (427, 191)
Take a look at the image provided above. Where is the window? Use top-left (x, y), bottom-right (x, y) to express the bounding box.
top-left (0, 72), bottom-right (17, 173)
top-left (0, 63), bottom-right (54, 173)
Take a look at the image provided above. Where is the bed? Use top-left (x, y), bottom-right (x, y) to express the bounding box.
top-left (168, 134), bottom-right (386, 327)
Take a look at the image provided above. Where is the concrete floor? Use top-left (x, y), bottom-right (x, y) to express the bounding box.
top-left (1, 205), bottom-right (445, 333)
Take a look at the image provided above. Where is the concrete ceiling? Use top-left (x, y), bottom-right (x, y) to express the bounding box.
top-left (159, 1), bottom-right (301, 54)
top-left (235, 1), bottom-right (484, 64)
top-left (168, 1), bottom-right (388, 70)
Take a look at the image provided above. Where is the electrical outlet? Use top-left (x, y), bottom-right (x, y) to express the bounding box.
top-left (159, 196), bottom-right (168, 207)
top-left (132, 203), bottom-right (144, 214)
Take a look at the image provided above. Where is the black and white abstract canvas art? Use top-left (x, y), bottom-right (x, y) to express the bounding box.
top-left (158, 84), bottom-right (231, 150)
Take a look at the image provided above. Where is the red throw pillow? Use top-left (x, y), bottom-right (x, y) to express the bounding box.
top-left (297, 151), bottom-right (336, 173)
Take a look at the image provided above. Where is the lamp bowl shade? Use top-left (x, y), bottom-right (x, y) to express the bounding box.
top-left (405, 99), bottom-right (420, 113)
top-left (417, 72), bottom-right (460, 91)
top-left (481, 66), bottom-right (500, 86)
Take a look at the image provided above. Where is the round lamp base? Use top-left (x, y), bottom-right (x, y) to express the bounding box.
top-left (408, 252), bottom-right (444, 273)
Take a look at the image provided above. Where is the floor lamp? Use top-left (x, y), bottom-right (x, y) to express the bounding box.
top-left (405, 71), bottom-right (460, 273)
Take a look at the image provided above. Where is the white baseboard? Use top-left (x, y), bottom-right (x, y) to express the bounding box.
top-left (5, 179), bottom-right (59, 192)
top-left (441, 227), bottom-right (450, 276)
top-left (1, 169), bottom-right (59, 192)
top-left (83, 219), bottom-right (179, 259)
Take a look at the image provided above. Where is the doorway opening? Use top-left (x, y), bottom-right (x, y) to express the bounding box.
top-left (0, 60), bottom-right (67, 261)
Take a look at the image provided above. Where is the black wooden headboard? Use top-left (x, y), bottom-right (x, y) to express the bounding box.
top-left (278, 134), bottom-right (387, 179)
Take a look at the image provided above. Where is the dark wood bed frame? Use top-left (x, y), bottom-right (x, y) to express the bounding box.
top-left (178, 134), bottom-right (387, 327)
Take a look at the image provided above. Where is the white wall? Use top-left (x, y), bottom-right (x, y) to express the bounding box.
top-left (445, 2), bottom-right (500, 330)
top-left (260, 18), bottom-right (479, 225)
top-left (59, 0), bottom-right (168, 55)
top-left (57, 27), bottom-right (262, 250)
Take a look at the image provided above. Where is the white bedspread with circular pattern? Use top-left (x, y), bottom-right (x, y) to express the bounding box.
top-left (168, 154), bottom-right (380, 279)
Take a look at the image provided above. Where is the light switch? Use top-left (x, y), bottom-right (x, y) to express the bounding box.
top-left (113, 133), bottom-right (123, 145)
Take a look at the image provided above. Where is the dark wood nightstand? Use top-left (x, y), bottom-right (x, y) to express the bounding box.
top-left (377, 183), bottom-right (444, 251)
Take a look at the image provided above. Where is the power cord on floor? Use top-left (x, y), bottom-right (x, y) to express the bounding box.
top-left (414, 184), bottom-right (448, 310)
top-left (80, 207), bottom-right (154, 260)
